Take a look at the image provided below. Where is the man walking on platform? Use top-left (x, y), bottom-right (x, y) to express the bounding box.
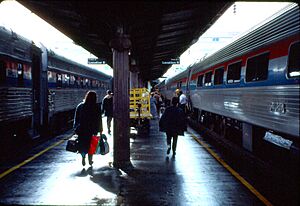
top-left (178, 90), bottom-right (187, 114)
top-left (159, 97), bottom-right (187, 156)
top-left (102, 90), bottom-right (113, 134)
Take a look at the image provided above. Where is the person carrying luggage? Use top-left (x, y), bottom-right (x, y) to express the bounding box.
top-left (73, 90), bottom-right (103, 166)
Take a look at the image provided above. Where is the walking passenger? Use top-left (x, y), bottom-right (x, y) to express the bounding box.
top-left (150, 92), bottom-right (158, 119)
top-left (178, 90), bottom-right (187, 114)
top-left (154, 91), bottom-right (162, 117)
top-left (102, 90), bottom-right (113, 134)
top-left (73, 91), bottom-right (103, 167)
top-left (159, 96), bottom-right (187, 156)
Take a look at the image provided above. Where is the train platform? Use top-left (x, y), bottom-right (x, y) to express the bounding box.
top-left (0, 117), bottom-right (291, 205)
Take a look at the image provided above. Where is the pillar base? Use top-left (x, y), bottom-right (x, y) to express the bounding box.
top-left (113, 160), bottom-right (134, 172)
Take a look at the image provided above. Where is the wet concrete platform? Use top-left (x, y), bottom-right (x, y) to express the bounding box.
top-left (0, 117), bottom-right (266, 205)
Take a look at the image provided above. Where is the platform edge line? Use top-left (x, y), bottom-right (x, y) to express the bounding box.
top-left (0, 139), bottom-right (65, 180)
top-left (190, 133), bottom-right (273, 206)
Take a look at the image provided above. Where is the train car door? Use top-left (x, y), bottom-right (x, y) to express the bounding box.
top-left (186, 68), bottom-right (192, 96)
top-left (39, 45), bottom-right (49, 136)
top-left (31, 47), bottom-right (42, 139)
top-left (186, 68), bottom-right (193, 113)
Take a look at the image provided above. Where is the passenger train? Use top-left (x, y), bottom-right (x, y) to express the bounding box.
top-left (158, 4), bottom-right (299, 153)
top-left (0, 26), bottom-right (112, 145)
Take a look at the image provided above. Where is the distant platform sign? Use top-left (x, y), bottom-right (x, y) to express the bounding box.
top-left (162, 58), bottom-right (180, 65)
top-left (88, 58), bottom-right (106, 64)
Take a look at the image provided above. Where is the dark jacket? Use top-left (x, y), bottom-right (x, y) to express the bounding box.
top-left (73, 102), bottom-right (102, 153)
top-left (102, 95), bottom-right (113, 117)
top-left (159, 105), bottom-right (187, 135)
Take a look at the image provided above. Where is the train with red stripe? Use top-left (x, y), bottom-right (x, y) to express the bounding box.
top-left (158, 4), bottom-right (299, 155)
top-left (0, 26), bottom-right (112, 150)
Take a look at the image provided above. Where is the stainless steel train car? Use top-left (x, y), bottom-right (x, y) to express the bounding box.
top-left (158, 4), bottom-right (299, 153)
top-left (0, 26), bottom-right (112, 143)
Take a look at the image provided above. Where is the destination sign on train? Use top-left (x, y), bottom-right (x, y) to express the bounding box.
top-left (161, 58), bottom-right (180, 65)
top-left (88, 58), bottom-right (106, 64)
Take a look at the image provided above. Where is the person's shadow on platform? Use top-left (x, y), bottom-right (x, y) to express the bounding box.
top-left (72, 166), bottom-right (94, 177)
top-left (89, 166), bottom-right (123, 194)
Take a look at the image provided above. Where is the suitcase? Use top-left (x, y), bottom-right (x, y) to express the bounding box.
top-left (66, 135), bottom-right (79, 153)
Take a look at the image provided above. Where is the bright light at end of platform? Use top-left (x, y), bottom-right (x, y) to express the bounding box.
top-left (0, 0), bottom-right (113, 76)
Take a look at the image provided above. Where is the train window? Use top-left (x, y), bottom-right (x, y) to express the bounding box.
top-left (76, 76), bottom-right (81, 88)
top-left (61, 74), bottom-right (69, 88)
top-left (287, 42), bottom-right (300, 78)
top-left (197, 74), bottom-right (203, 87)
top-left (56, 73), bottom-right (62, 88)
top-left (23, 65), bottom-right (31, 80)
top-left (227, 61), bottom-right (241, 84)
top-left (70, 75), bottom-right (75, 86)
top-left (82, 78), bottom-right (86, 87)
top-left (47, 71), bottom-right (56, 83)
top-left (86, 79), bottom-right (91, 88)
top-left (204, 71), bottom-right (212, 86)
top-left (17, 63), bottom-right (24, 87)
top-left (177, 81), bottom-right (182, 88)
top-left (246, 52), bottom-right (269, 82)
top-left (0, 60), bottom-right (6, 84)
top-left (214, 67), bottom-right (224, 85)
top-left (92, 80), bottom-right (97, 88)
top-left (80, 78), bottom-right (84, 88)
top-left (6, 62), bottom-right (17, 79)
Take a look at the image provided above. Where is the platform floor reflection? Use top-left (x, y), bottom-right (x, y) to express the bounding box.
top-left (0, 117), bottom-right (265, 205)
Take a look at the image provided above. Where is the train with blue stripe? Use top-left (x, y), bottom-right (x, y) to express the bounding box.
top-left (0, 26), bottom-right (112, 146)
top-left (158, 4), bottom-right (299, 154)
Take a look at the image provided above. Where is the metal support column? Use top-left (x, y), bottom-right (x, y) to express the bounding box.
top-left (109, 30), bottom-right (131, 168)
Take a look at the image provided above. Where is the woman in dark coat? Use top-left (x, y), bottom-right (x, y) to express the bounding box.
top-left (159, 96), bottom-right (187, 156)
top-left (73, 91), bottom-right (103, 166)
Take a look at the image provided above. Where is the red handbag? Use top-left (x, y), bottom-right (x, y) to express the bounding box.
top-left (88, 135), bottom-right (100, 155)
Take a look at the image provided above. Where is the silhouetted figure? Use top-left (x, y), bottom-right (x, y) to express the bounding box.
top-left (159, 97), bottom-right (187, 156)
top-left (102, 90), bottom-right (113, 134)
top-left (74, 90), bottom-right (103, 166)
top-left (150, 92), bottom-right (158, 119)
top-left (154, 91), bottom-right (162, 117)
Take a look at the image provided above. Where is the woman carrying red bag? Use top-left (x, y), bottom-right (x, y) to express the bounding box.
top-left (73, 91), bottom-right (103, 167)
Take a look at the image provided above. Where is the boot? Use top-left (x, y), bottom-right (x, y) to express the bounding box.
top-left (88, 154), bottom-right (93, 166)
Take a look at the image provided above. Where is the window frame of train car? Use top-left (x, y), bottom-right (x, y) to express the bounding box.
top-left (62, 73), bottom-right (70, 88)
top-left (17, 63), bottom-right (24, 87)
top-left (69, 75), bottom-right (75, 87)
top-left (287, 41), bottom-right (300, 79)
top-left (227, 61), bottom-right (242, 84)
top-left (177, 81), bottom-right (182, 88)
top-left (47, 71), bottom-right (56, 87)
top-left (196, 74), bottom-right (204, 87)
top-left (56, 73), bottom-right (63, 88)
top-left (214, 67), bottom-right (224, 85)
top-left (204, 71), bottom-right (213, 86)
top-left (245, 52), bottom-right (270, 83)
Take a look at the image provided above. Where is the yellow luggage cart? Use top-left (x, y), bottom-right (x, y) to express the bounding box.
top-left (129, 88), bottom-right (152, 133)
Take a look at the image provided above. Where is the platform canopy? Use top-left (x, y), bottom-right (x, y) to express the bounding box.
top-left (20, 1), bottom-right (231, 81)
